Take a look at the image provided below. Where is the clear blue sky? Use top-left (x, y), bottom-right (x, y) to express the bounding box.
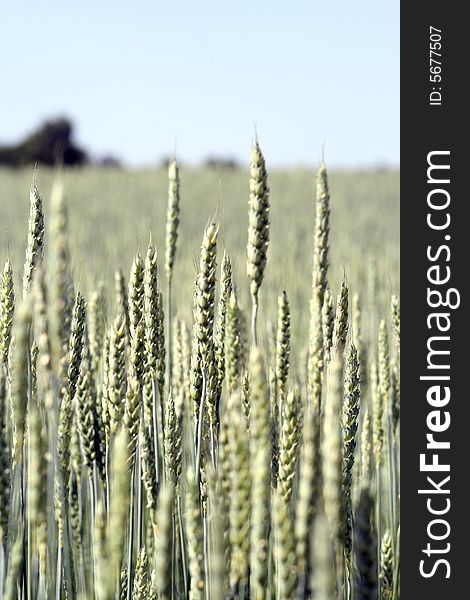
top-left (0, 1), bottom-right (399, 168)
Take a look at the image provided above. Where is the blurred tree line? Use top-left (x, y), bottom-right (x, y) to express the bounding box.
top-left (0, 118), bottom-right (90, 167)
top-left (0, 117), bottom-right (241, 169)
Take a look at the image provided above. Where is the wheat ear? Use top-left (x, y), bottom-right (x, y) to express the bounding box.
top-left (0, 259), bottom-right (15, 368)
top-left (89, 284), bottom-right (107, 373)
top-left (342, 342), bottom-right (361, 559)
top-left (247, 141), bottom-right (270, 346)
top-left (228, 394), bottom-right (251, 594)
top-left (273, 490), bottom-right (297, 600)
top-left (0, 369), bottom-right (11, 543)
top-left (322, 285), bottom-right (334, 363)
top-left (22, 171), bottom-right (45, 297)
top-left (214, 252), bottom-right (232, 399)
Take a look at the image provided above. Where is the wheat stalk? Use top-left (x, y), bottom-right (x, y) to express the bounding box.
top-left (164, 387), bottom-right (182, 489)
top-left (0, 369), bottom-right (10, 544)
top-left (132, 547), bottom-right (149, 599)
top-left (115, 269), bottom-right (130, 336)
top-left (342, 342), bottom-right (361, 559)
top-left (108, 428), bottom-right (131, 582)
top-left (322, 348), bottom-right (345, 590)
top-left (247, 142), bottom-right (270, 346)
top-left (352, 292), bottom-right (367, 392)
top-left (295, 403), bottom-right (320, 593)
top-left (0, 259), bottom-right (15, 368)
top-left (225, 290), bottom-right (242, 395)
top-left (333, 278), bottom-right (349, 351)
top-left (49, 181), bottom-right (72, 367)
top-left (249, 348), bottom-right (271, 600)
top-left (309, 514), bottom-right (336, 600)
top-left (165, 159), bottom-right (181, 283)
top-left (214, 252), bottom-right (232, 400)
top-left (379, 529), bottom-right (393, 600)
top-left (109, 310), bottom-right (128, 434)
top-left (89, 284), bottom-right (107, 374)
top-left (353, 488), bottom-right (377, 600)
top-left (322, 285), bottom-right (334, 363)
top-left (190, 222), bottom-right (218, 462)
top-left (227, 393), bottom-right (251, 594)
top-left (11, 298), bottom-right (33, 463)
top-left (75, 326), bottom-right (101, 476)
top-left (273, 490), bottom-right (297, 600)
top-left (154, 484), bottom-right (175, 600)
top-left (22, 171), bottom-right (45, 297)
top-left (185, 467), bottom-right (205, 600)
top-left (278, 389), bottom-right (300, 505)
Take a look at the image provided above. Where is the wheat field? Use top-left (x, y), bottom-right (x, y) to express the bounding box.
top-left (0, 149), bottom-right (399, 599)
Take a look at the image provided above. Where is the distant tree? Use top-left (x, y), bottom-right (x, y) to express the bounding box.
top-left (0, 117), bottom-right (88, 167)
top-left (204, 156), bottom-right (239, 170)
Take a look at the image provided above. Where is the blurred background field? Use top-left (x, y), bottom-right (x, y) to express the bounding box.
top-left (0, 165), bottom-right (399, 351)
